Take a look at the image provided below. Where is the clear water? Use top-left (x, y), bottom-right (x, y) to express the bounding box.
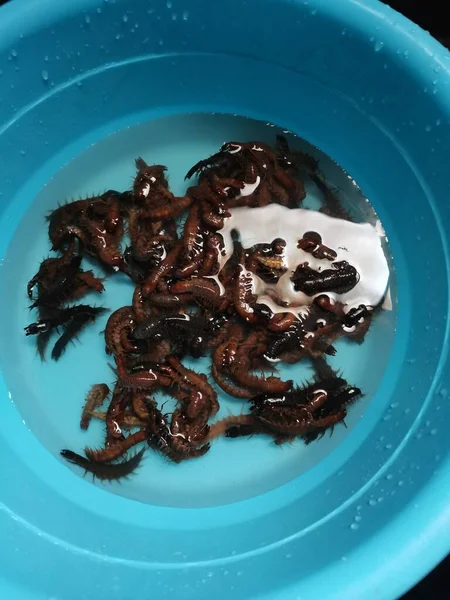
top-left (0, 114), bottom-right (397, 507)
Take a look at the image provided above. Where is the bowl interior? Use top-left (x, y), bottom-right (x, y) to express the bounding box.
top-left (0, 112), bottom-right (397, 507)
top-left (0, 0), bottom-right (449, 599)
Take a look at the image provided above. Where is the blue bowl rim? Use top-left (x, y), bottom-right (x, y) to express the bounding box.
top-left (0, 0), bottom-right (449, 598)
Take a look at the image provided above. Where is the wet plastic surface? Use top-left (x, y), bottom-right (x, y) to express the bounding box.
top-left (0, 1), bottom-right (449, 599)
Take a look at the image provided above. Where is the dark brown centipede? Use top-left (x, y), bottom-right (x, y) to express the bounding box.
top-left (267, 312), bottom-right (298, 333)
top-left (182, 203), bottom-right (203, 257)
top-left (234, 263), bottom-right (258, 323)
top-left (142, 243), bottom-right (183, 296)
top-left (207, 414), bottom-right (256, 441)
top-left (170, 277), bottom-right (229, 312)
top-left (200, 234), bottom-right (221, 276)
top-left (89, 411), bottom-right (148, 429)
top-left (105, 306), bottom-right (137, 356)
top-left (61, 448), bottom-right (146, 481)
top-left (175, 253), bottom-right (205, 278)
top-left (51, 305), bottom-right (108, 361)
top-left (211, 363), bottom-right (256, 399)
top-left (85, 428), bottom-right (148, 463)
top-left (80, 384), bottom-right (110, 430)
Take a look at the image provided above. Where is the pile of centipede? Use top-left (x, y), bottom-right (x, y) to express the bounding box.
top-left (24, 136), bottom-right (381, 481)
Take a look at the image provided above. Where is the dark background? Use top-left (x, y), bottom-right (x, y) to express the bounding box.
top-left (0, 0), bottom-right (448, 597)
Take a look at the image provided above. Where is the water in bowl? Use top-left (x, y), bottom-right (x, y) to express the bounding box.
top-left (0, 113), bottom-right (397, 507)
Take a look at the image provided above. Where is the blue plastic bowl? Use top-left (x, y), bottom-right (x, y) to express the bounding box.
top-left (1, 0), bottom-right (450, 598)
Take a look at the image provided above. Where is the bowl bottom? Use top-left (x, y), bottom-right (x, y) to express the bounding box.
top-left (0, 113), bottom-right (397, 506)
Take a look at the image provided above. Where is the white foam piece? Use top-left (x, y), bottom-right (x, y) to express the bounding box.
top-left (217, 205), bottom-right (390, 313)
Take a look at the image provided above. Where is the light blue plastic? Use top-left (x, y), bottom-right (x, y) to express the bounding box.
top-left (0, 0), bottom-right (449, 598)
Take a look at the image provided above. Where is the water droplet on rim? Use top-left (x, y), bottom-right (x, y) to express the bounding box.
top-left (374, 40), bottom-right (384, 52)
top-left (85, 14), bottom-right (91, 24)
top-left (182, 10), bottom-right (189, 20)
top-left (41, 70), bottom-right (49, 81)
top-left (123, 14), bottom-right (129, 22)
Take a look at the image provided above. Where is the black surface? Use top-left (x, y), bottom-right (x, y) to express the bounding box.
top-left (0, 0), bottom-right (448, 597)
top-left (382, 0), bottom-right (449, 43)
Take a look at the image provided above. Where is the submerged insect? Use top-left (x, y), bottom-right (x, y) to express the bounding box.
top-left (24, 136), bottom-right (379, 475)
top-left (25, 305), bottom-right (75, 336)
top-left (60, 448), bottom-right (146, 481)
top-left (343, 304), bottom-right (373, 328)
top-left (133, 313), bottom-right (226, 358)
top-left (25, 304), bottom-right (108, 361)
top-left (28, 255), bottom-right (83, 309)
top-left (133, 158), bottom-right (168, 201)
top-left (80, 383), bottom-right (110, 430)
top-left (297, 231), bottom-right (337, 261)
top-left (292, 260), bottom-right (360, 295)
top-left (47, 193), bottom-right (125, 269)
top-left (51, 305), bottom-right (108, 361)
top-left (219, 360), bottom-right (362, 444)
